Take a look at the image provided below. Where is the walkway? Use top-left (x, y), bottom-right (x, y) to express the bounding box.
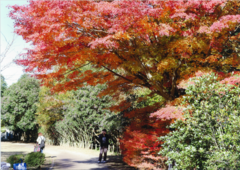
top-left (44, 149), bottom-right (109, 170)
top-left (1, 141), bottom-right (136, 170)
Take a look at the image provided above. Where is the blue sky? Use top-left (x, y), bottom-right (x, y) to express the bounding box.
top-left (1, 0), bottom-right (30, 86)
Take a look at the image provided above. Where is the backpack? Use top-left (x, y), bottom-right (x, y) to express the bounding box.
top-left (39, 137), bottom-right (45, 149)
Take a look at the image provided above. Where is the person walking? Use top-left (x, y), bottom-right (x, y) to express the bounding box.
top-left (98, 129), bottom-right (110, 163)
top-left (36, 133), bottom-right (45, 153)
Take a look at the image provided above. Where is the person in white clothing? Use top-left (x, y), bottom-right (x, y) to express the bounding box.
top-left (36, 133), bottom-right (45, 153)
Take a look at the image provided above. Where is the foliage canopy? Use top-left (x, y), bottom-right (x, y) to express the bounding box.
top-left (9, 0), bottom-right (240, 101)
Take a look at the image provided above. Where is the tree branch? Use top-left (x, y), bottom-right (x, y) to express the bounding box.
top-left (61, 62), bottom-right (92, 76)
top-left (171, 60), bottom-right (182, 98)
top-left (101, 65), bottom-right (134, 83)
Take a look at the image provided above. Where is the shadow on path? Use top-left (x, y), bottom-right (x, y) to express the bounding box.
top-left (1, 151), bottom-right (26, 157)
top-left (1, 151), bottom-right (27, 164)
top-left (106, 155), bottom-right (137, 170)
top-left (52, 154), bottom-right (137, 170)
top-left (53, 156), bottom-right (109, 170)
top-left (2, 142), bottom-right (136, 170)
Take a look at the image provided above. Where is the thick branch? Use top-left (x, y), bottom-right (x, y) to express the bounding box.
top-left (112, 50), bottom-right (127, 62)
top-left (170, 60), bottom-right (182, 98)
top-left (154, 83), bottom-right (172, 100)
top-left (101, 65), bottom-right (134, 83)
top-left (102, 65), bottom-right (171, 99)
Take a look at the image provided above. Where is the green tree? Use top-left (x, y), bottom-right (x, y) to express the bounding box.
top-left (1, 75), bottom-right (7, 97)
top-left (1, 74), bottom-right (40, 141)
top-left (159, 73), bottom-right (240, 170)
top-left (55, 84), bottom-right (115, 146)
top-left (35, 86), bottom-right (72, 144)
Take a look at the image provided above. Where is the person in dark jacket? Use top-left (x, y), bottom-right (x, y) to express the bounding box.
top-left (98, 129), bottom-right (110, 163)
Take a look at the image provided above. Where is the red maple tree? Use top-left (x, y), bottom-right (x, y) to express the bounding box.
top-left (9, 0), bottom-right (240, 168)
top-left (9, 0), bottom-right (240, 100)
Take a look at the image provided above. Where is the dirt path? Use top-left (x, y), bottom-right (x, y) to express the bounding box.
top-left (1, 141), bottom-right (136, 170)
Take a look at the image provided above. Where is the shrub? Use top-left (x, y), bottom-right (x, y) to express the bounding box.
top-left (159, 73), bottom-right (240, 169)
top-left (1, 129), bottom-right (6, 133)
top-left (6, 154), bottom-right (24, 167)
top-left (24, 152), bottom-right (45, 167)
